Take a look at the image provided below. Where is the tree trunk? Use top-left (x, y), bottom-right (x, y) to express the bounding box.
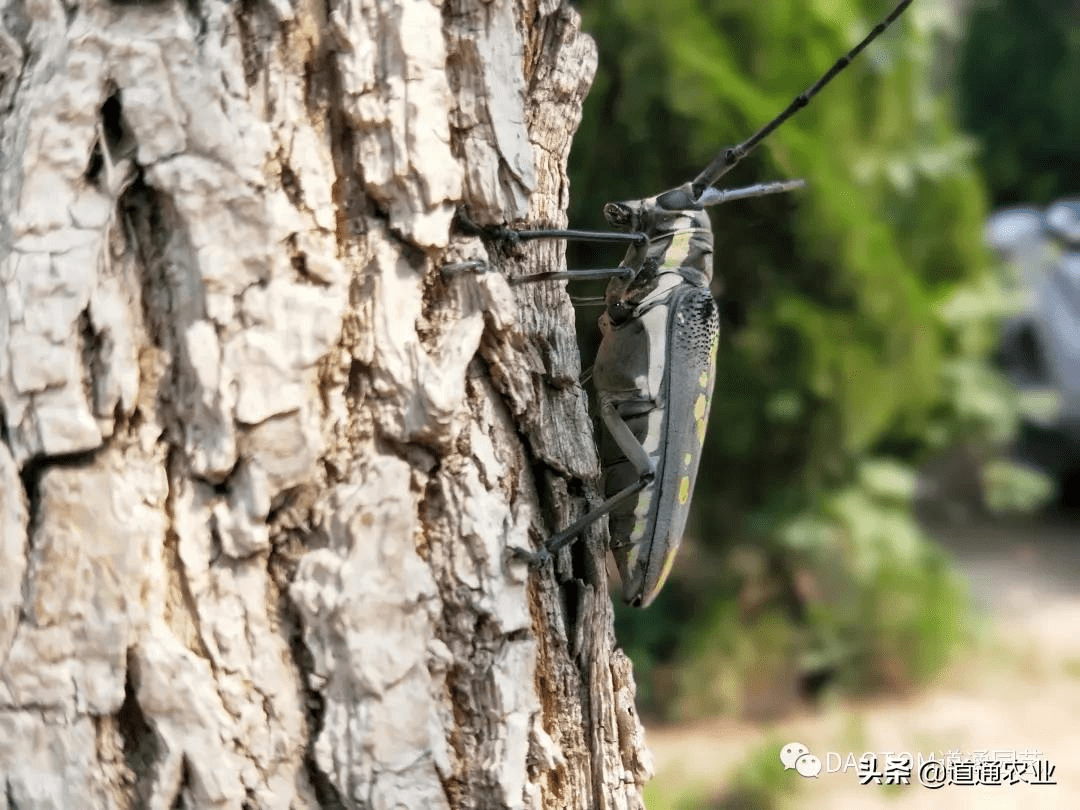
top-left (0, 0), bottom-right (652, 807)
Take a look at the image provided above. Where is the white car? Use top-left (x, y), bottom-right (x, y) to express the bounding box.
top-left (988, 198), bottom-right (1080, 489)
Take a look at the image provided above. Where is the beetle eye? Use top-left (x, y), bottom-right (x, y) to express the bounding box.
top-left (603, 202), bottom-right (634, 230)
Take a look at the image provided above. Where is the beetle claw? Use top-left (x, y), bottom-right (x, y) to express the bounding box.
top-left (488, 225), bottom-right (521, 245)
top-left (451, 209), bottom-right (523, 245)
top-left (506, 545), bottom-right (551, 569)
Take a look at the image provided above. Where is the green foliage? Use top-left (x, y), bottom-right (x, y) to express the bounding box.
top-left (794, 497), bottom-right (973, 695)
top-left (956, 0), bottom-right (1080, 206)
top-left (673, 601), bottom-right (797, 720)
top-left (573, 1), bottom-right (1007, 717)
top-left (641, 780), bottom-right (713, 810)
top-left (640, 472), bottom-right (972, 722)
top-left (982, 459), bottom-right (1056, 513)
top-left (711, 737), bottom-right (800, 810)
top-left (643, 737), bottom-right (799, 810)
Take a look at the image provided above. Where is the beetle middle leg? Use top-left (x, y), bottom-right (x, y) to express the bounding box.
top-left (440, 258), bottom-right (637, 285)
top-left (511, 399), bottom-right (656, 567)
top-left (509, 266), bottom-right (632, 285)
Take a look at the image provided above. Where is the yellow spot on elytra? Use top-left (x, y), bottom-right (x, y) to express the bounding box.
top-left (632, 518), bottom-right (647, 539)
top-left (677, 476), bottom-right (690, 504)
top-left (694, 393), bottom-right (710, 444)
top-left (652, 549), bottom-right (679, 598)
top-left (699, 371), bottom-right (708, 387)
top-left (708, 334), bottom-right (719, 366)
top-left (683, 452), bottom-right (692, 466)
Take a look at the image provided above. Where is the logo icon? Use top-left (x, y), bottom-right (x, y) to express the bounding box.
top-left (780, 742), bottom-right (822, 778)
top-left (796, 753), bottom-right (822, 778)
top-left (780, 742), bottom-right (809, 770)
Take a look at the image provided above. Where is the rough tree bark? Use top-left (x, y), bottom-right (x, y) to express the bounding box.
top-left (0, 0), bottom-right (653, 807)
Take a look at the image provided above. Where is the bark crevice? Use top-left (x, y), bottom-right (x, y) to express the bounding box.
top-left (116, 649), bottom-right (161, 809)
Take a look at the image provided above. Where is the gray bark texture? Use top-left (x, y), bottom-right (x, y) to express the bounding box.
top-left (0, 0), bottom-right (654, 807)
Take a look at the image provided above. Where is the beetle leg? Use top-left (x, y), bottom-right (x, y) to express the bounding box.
top-left (510, 267), bottom-right (632, 285)
top-left (511, 228), bottom-right (647, 247)
top-left (569, 295), bottom-right (607, 306)
top-left (597, 399), bottom-right (654, 477)
top-left (441, 262), bottom-right (632, 284)
top-left (441, 259), bottom-right (490, 277)
top-left (453, 209), bottom-right (647, 247)
top-left (509, 400), bottom-right (655, 566)
top-left (509, 475), bottom-right (652, 569)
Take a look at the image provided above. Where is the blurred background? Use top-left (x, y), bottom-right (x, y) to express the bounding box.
top-left (565, 0), bottom-right (1080, 806)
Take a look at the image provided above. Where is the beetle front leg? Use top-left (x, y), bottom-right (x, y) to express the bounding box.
top-left (440, 260), bottom-right (633, 285)
top-left (510, 228), bottom-right (646, 247)
top-left (452, 208), bottom-right (647, 247)
top-left (510, 400), bottom-right (655, 566)
top-left (444, 211), bottom-right (646, 283)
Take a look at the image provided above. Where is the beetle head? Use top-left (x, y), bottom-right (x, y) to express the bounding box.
top-left (603, 184), bottom-right (714, 288)
top-left (602, 200), bottom-right (639, 231)
top-left (603, 183), bottom-right (707, 233)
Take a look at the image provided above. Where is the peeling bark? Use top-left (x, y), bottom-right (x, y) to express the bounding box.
top-left (0, 0), bottom-right (651, 807)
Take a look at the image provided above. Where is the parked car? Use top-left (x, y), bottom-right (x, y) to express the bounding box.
top-left (987, 197), bottom-right (1080, 498)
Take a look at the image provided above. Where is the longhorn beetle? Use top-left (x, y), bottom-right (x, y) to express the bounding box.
top-left (447, 0), bottom-right (915, 608)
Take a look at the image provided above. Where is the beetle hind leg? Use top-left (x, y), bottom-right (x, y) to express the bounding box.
top-left (507, 474), bottom-right (653, 569)
top-left (508, 400), bottom-right (655, 565)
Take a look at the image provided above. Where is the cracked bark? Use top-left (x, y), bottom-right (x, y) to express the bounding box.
top-left (0, 0), bottom-right (652, 808)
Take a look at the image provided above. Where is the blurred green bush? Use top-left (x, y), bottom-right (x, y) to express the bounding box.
top-left (643, 735), bottom-right (799, 810)
top-left (567, 0), bottom-right (1021, 719)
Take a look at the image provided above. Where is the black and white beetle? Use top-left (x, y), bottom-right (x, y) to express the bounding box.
top-left (448, 0), bottom-right (915, 607)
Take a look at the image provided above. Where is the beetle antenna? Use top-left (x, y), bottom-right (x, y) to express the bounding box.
top-left (697, 178), bottom-right (806, 206)
top-left (690, 0), bottom-right (914, 200)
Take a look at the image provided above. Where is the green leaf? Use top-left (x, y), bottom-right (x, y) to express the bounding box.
top-left (858, 458), bottom-right (919, 503)
top-left (983, 460), bottom-right (1057, 514)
